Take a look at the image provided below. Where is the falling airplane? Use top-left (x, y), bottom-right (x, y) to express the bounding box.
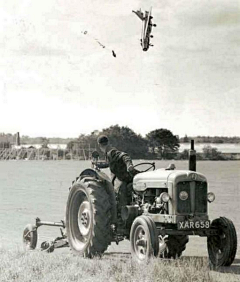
top-left (132, 7), bottom-right (156, 51)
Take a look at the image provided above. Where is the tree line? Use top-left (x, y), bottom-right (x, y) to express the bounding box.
top-left (67, 125), bottom-right (180, 159)
top-left (1, 127), bottom-right (239, 160)
top-left (0, 126), bottom-right (181, 159)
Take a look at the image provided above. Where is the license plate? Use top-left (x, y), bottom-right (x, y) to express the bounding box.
top-left (178, 220), bottom-right (210, 230)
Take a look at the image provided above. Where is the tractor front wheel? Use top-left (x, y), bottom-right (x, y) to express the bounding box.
top-left (207, 217), bottom-right (237, 267)
top-left (130, 215), bottom-right (159, 263)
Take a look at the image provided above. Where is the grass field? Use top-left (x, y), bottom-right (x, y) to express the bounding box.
top-left (0, 160), bottom-right (239, 281)
top-left (0, 247), bottom-right (240, 282)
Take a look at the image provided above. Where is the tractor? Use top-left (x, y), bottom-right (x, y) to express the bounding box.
top-left (23, 142), bottom-right (237, 267)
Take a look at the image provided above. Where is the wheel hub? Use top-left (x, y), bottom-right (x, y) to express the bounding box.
top-left (23, 231), bottom-right (31, 246)
top-left (78, 201), bottom-right (91, 237)
top-left (134, 226), bottom-right (148, 259)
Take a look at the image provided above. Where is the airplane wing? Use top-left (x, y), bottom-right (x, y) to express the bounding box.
top-left (132, 10), bottom-right (145, 21)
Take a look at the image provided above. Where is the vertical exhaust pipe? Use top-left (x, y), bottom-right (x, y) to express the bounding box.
top-left (189, 140), bottom-right (196, 171)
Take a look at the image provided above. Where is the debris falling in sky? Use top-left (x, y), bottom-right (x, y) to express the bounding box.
top-left (81, 31), bottom-right (116, 58)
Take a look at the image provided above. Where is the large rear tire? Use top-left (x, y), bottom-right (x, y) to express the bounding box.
top-left (160, 235), bottom-right (189, 259)
top-left (65, 179), bottom-right (112, 257)
top-left (130, 215), bottom-right (159, 263)
top-left (207, 217), bottom-right (237, 267)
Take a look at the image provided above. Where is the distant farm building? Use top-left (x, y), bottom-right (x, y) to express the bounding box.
top-left (12, 144), bottom-right (68, 150)
top-left (0, 143), bottom-right (94, 160)
top-left (0, 131), bottom-right (96, 160)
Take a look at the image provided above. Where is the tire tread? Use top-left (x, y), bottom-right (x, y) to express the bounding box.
top-left (66, 180), bottom-right (112, 257)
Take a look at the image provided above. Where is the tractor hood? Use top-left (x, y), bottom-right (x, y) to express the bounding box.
top-left (133, 169), bottom-right (207, 192)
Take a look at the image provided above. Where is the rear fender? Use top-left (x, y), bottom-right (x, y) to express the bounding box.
top-left (79, 168), bottom-right (99, 180)
top-left (80, 168), bottom-right (111, 182)
top-left (79, 168), bottom-right (117, 223)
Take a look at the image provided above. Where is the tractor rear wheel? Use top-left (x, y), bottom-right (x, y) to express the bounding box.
top-left (160, 235), bottom-right (189, 259)
top-left (207, 217), bottom-right (237, 267)
top-left (130, 215), bottom-right (159, 263)
top-left (65, 179), bottom-right (112, 257)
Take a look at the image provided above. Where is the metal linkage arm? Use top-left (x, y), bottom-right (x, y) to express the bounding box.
top-left (35, 217), bottom-right (65, 228)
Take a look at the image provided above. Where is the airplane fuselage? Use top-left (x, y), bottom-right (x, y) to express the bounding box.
top-left (141, 10), bottom-right (153, 51)
top-left (133, 8), bottom-right (155, 52)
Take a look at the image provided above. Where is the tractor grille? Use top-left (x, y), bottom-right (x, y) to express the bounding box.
top-left (195, 182), bottom-right (208, 213)
top-left (176, 182), bottom-right (191, 213)
top-left (176, 181), bottom-right (207, 214)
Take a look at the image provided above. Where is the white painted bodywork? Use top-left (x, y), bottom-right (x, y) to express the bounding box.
top-left (133, 168), bottom-right (208, 223)
top-left (133, 169), bottom-right (207, 192)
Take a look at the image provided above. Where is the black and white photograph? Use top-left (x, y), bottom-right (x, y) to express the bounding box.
top-left (0, 1), bottom-right (240, 281)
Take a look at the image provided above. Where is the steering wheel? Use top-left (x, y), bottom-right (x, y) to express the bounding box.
top-left (133, 162), bottom-right (155, 173)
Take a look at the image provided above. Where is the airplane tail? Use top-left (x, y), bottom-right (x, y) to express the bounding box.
top-left (132, 9), bottom-right (145, 21)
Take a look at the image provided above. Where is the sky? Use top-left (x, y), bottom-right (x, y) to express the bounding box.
top-left (0, 0), bottom-right (240, 138)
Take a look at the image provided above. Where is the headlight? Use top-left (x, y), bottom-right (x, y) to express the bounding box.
top-left (179, 191), bottom-right (188, 201)
top-left (159, 192), bottom-right (170, 203)
top-left (207, 192), bottom-right (215, 203)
